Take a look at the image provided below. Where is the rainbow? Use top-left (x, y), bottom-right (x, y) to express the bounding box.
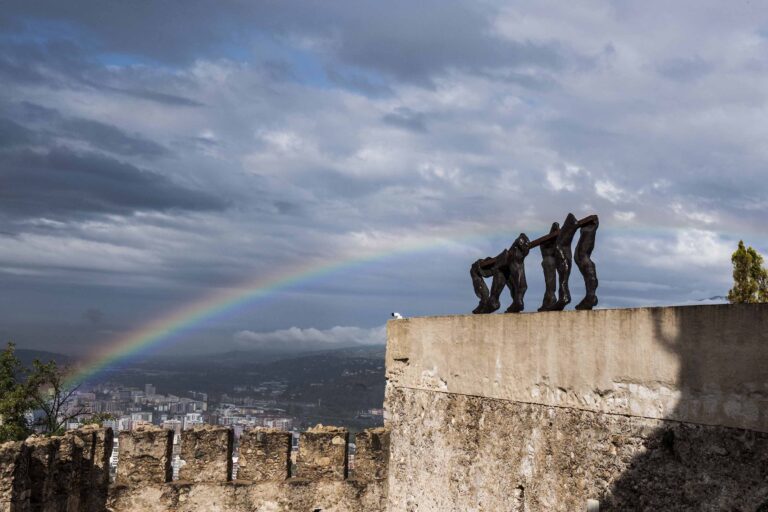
top-left (65, 225), bottom-right (524, 386)
top-left (65, 221), bottom-right (698, 386)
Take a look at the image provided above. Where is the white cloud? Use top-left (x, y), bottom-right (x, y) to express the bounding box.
top-left (234, 325), bottom-right (386, 347)
top-left (595, 180), bottom-right (628, 203)
top-left (614, 211), bottom-right (636, 222)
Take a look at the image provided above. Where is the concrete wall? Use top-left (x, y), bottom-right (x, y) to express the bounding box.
top-left (385, 304), bottom-right (768, 511)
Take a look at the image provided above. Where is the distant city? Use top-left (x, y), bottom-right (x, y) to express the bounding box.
top-left (64, 380), bottom-right (384, 435)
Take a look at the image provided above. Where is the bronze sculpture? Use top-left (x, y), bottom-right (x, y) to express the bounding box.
top-left (470, 213), bottom-right (599, 314)
top-left (470, 233), bottom-right (529, 314)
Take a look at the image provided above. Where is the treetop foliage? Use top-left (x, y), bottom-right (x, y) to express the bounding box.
top-left (728, 240), bottom-right (768, 304)
top-left (0, 342), bottom-right (85, 442)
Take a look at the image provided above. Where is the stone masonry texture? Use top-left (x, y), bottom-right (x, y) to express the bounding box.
top-left (179, 425), bottom-right (233, 483)
top-left (25, 436), bottom-right (59, 512)
top-left (297, 425), bottom-right (349, 481)
top-left (0, 441), bottom-right (30, 512)
top-left (236, 428), bottom-right (290, 482)
top-left (117, 425), bottom-right (173, 485)
top-left (353, 428), bottom-right (390, 482)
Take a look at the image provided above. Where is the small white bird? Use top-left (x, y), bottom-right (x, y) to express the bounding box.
top-left (391, 312), bottom-right (403, 319)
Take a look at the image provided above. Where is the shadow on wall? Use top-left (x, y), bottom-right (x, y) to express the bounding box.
top-left (600, 305), bottom-right (768, 511)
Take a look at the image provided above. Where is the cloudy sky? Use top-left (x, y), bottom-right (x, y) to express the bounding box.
top-left (1, 1), bottom-right (766, 356)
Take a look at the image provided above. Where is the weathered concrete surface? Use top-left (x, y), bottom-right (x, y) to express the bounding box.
top-left (385, 305), bottom-right (768, 511)
top-left (0, 441), bottom-right (30, 512)
top-left (179, 425), bottom-right (233, 483)
top-left (237, 428), bottom-right (290, 482)
top-left (386, 304), bottom-right (768, 431)
top-left (108, 480), bottom-right (386, 512)
top-left (117, 425), bottom-right (173, 485)
top-left (387, 387), bottom-right (768, 512)
top-left (297, 425), bottom-right (349, 481)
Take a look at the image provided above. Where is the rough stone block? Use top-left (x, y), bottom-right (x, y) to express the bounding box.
top-left (0, 441), bottom-right (30, 512)
top-left (25, 436), bottom-right (60, 512)
top-left (353, 428), bottom-right (390, 481)
top-left (296, 425), bottom-right (348, 480)
top-left (117, 426), bottom-right (173, 485)
top-left (76, 426), bottom-right (113, 512)
top-left (179, 425), bottom-right (233, 483)
top-left (237, 428), bottom-right (291, 482)
top-left (55, 433), bottom-right (85, 512)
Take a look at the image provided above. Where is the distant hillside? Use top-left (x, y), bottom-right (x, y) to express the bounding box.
top-left (13, 348), bottom-right (71, 368)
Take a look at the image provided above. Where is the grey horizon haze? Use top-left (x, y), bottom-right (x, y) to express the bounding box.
top-left (0, 1), bottom-right (766, 357)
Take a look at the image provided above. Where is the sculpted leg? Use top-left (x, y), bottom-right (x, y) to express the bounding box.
top-left (553, 213), bottom-right (578, 311)
top-left (470, 260), bottom-right (491, 314)
top-left (575, 217), bottom-right (599, 310)
top-left (538, 222), bottom-right (559, 311)
top-left (505, 234), bottom-right (530, 313)
top-left (470, 250), bottom-right (507, 314)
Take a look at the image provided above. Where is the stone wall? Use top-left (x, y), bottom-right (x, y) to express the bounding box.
top-left (0, 425), bottom-right (113, 512)
top-left (385, 304), bottom-right (768, 511)
top-left (6, 303), bottom-right (767, 511)
top-left (0, 424), bottom-right (389, 512)
top-left (109, 424), bottom-right (388, 512)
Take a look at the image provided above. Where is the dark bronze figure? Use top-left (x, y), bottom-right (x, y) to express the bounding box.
top-left (470, 233), bottom-right (530, 314)
top-left (470, 213), bottom-right (599, 314)
top-left (551, 213), bottom-right (579, 311)
top-left (505, 233), bottom-right (530, 313)
top-left (575, 215), bottom-right (599, 310)
top-left (538, 222), bottom-right (559, 311)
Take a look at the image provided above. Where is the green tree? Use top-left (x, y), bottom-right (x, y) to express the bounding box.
top-left (0, 342), bottom-right (85, 441)
top-left (728, 240), bottom-right (768, 303)
top-left (27, 359), bottom-right (86, 436)
top-left (0, 343), bottom-right (33, 441)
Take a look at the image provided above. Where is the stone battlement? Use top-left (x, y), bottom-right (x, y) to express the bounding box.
top-left (0, 424), bottom-right (389, 512)
top-left (1, 425), bottom-right (113, 512)
top-left (4, 304), bottom-right (767, 511)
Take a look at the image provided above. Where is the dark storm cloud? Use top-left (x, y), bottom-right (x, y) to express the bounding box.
top-left (0, 39), bottom-right (202, 107)
top-left (0, 146), bottom-right (226, 220)
top-left (5, 102), bottom-right (169, 158)
top-left (0, 117), bottom-right (37, 147)
top-left (59, 118), bottom-right (169, 158)
top-left (2, 1), bottom-right (567, 86)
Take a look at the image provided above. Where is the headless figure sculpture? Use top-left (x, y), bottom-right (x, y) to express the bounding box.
top-left (575, 215), bottom-right (599, 310)
top-left (470, 233), bottom-right (530, 314)
top-left (551, 213), bottom-right (579, 311)
top-left (538, 222), bottom-right (559, 311)
top-left (470, 213), bottom-right (599, 314)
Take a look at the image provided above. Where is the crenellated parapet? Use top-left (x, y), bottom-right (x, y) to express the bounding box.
top-left (352, 427), bottom-right (390, 482)
top-left (236, 428), bottom-right (291, 482)
top-left (0, 441), bottom-right (30, 512)
top-left (296, 425), bottom-right (349, 480)
top-left (106, 424), bottom-right (389, 511)
top-left (116, 424), bottom-right (173, 485)
top-left (1, 424), bottom-right (389, 511)
top-left (0, 427), bottom-right (113, 512)
top-left (179, 425), bottom-right (233, 483)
